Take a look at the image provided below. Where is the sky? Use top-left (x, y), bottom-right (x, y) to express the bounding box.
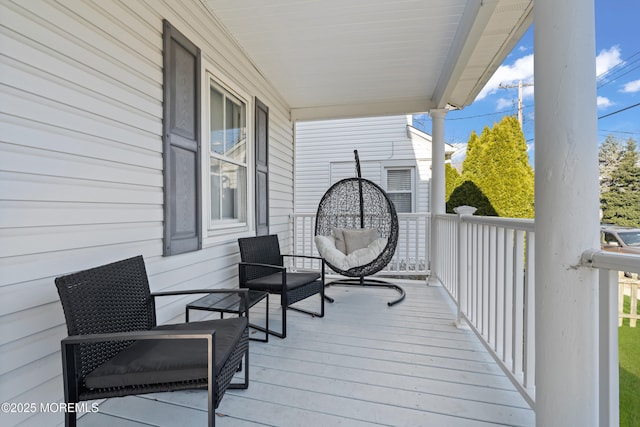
top-left (414, 0), bottom-right (640, 168)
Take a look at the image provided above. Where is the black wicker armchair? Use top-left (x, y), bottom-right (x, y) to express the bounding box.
top-left (314, 150), bottom-right (405, 306)
top-left (54, 256), bottom-right (249, 427)
top-left (238, 234), bottom-right (326, 338)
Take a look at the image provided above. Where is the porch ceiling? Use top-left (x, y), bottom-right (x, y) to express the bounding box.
top-left (203, 0), bottom-right (533, 121)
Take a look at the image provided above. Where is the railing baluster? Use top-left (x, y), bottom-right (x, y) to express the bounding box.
top-left (504, 228), bottom-right (515, 371)
top-left (524, 231), bottom-right (535, 390)
top-left (512, 229), bottom-right (525, 379)
top-left (495, 227), bottom-right (505, 356)
top-left (488, 225), bottom-right (497, 346)
top-left (482, 224), bottom-right (490, 338)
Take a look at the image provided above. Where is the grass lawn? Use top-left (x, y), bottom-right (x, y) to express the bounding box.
top-left (619, 294), bottom-right (640, 427)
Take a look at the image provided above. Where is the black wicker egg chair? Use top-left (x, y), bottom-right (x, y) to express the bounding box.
top-left (314, 151), bottom-right (405, 306)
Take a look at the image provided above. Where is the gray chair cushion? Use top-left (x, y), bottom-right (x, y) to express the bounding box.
top-left (246, 272), bottom-right (321, 292)
top-left (85, 317), bottom-right (247, 389)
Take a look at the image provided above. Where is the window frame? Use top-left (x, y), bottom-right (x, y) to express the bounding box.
top-left (200, 61), bottom-right (254, 242)
top-left (384, 166), bottom-right (416, 213)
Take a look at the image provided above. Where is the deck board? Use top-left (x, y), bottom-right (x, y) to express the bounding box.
top-left (78, 280), bottom-right (535, 426)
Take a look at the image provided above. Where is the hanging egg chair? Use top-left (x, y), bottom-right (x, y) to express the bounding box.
top-left (314, 150), bottom-right (405, 306)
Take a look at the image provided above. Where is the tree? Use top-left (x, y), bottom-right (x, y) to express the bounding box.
top-left (599, 135), bottom-right (624, 193)
top-left (447, 180), bottom-right (498, 216)
top-left (601, 138), bottom-right (640, 227)
top-left (445, 163), bottom-right (461, 202)
top-left (448, 116), bottom-right (535, 218)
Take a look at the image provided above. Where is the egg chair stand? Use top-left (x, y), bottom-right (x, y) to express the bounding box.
top-left (314, 150), bottom-right (405, 306)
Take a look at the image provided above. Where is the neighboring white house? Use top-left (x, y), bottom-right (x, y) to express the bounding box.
top-left (295, 115), bottom-right (454, 214)
top-left (294, 115), bottom-right (454, 274)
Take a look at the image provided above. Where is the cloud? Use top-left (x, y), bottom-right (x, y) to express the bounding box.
top-left (597, 96), bottom-right (613, 109)
top-left (496, 98), bottom-right (514, 110)
top-left (476, 45), bottom-right (626, 109)
top-left (621, 79), bottom-right (640, 93)
top-left (596, 46), bottom-right (623, 78)
top-left (476, 54), bottom-right (534, 102)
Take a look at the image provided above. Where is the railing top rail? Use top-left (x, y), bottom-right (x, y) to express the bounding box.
top-left (461, 215), bottom-right (535, 231)
top-left (434, 213), bottom-right (456, 220)
top-left (291, 212), bottom-right (431, 218)
top-left (434, 212), bottom-right (535, 232)
top-left (581, 249), bottom-right (640, 274)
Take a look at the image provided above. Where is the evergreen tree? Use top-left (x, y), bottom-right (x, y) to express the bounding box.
top-left (599, 135), bottom-right (624, 193)
top-left (460, 129), bottom-right (484, 185)
top-left (447, 180), bottom-right (498, 216)
top-left (601, 138), bottom-right (640, 227)
top-left (445, 163), bottom-right (461, 202)
top-left (449, 116), bottom-right (535, 218)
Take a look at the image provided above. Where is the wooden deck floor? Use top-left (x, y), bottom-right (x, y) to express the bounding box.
top-left (78, 280), bottom-right (535, 426)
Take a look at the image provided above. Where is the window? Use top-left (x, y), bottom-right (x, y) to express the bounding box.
top-left (208, 79), bottom-right (247, 228)
top-left (386, 168), bottom-right (413, 213)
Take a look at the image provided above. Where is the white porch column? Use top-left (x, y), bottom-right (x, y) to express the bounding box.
top-left (534, 0), bottom-right (600, 426)
top-left (429, 109), bottom-right (447, 285)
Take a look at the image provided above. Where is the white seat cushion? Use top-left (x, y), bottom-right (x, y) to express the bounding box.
top-left (332, 228), bottom-right (380, 254)
top-left (315, 235), bottom-right (387, 270)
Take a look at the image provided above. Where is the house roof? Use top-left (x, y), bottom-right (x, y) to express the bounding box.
top-left (406, 125), bottom-right (456, 155)
top-left (203, 0), bottom-right (533, 121)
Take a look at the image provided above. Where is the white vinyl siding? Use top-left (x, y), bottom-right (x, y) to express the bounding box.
top-left (0, 1), bottom-right (294, 424)
top-left (295, 115), bottom-right (432, 214)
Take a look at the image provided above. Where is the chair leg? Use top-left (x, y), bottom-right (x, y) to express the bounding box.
top-left (244, 346), bottom-right (249, 388)
top-left (282, 303), bottom-right (287, 338)
top-left (61, 344), bottom-right (78, 427)
top-left (288, 286), bottom-right (325, 318)
top-left (247, 294), bottom-right (286, 339)
top-left (65, 411), bottom-right (76, 427)
top-left (248, 290), bottom-right (325, 339)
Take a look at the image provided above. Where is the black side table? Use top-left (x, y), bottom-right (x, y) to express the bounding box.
top-left (186, 290), bottom-right (269, 342)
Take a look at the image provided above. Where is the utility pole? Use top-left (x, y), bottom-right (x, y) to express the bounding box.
top-left (498, 80), bottom-right (534, 127)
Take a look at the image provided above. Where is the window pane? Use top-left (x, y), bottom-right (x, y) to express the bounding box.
top-left (211, 160), bottom-right (247, 222)
top-left (387, 169), bottom-right (411, 191)
top-left (222, 162), bottom-right (246, 220)
top-left (210, 159), bottom-right (221, 221)
top-left (210, 86), bottom-right (224, 155)
top-left (388, 193), bottom-right (412, 213)
top-left (225, 97), bottom-right (246, 162)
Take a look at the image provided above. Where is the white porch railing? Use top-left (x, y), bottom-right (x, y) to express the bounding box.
top-left (434, 211), bottom-right (537, 406)
top-left (618, 280), bottom-right (639, 327)
top-left (293, 209), bottom-right (639, 424)
top-left (291, 213), bottom-right (430, 276)
top-left (580, 250), bottom-right (640, 426)
top-left (434, 210), bottom-right (640, 426)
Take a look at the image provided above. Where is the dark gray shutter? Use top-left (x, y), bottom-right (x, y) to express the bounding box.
top-left (163, 20), bottom-right (201, 255)
top-left (255, 98), bottom-right (269, 236)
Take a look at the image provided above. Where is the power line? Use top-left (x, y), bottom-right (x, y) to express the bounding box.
top-left (596, 49), bottom-right (640, 87)
top-left (598, 101), bottom-right (640, 119)
top-left (598, 62), bottom-right (640, 89)
top-left (600, 129), bottom-right (640, 136)
top-left (446, 109), bottom-right (512, 121)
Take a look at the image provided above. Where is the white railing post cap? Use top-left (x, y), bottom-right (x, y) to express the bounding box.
top-left (453, 206), bottom-right (477, 216)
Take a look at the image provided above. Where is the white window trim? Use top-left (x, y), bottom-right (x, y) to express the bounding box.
top-left (383, 165), bottom-right (416, 213)
top-left (200, 60), bottom-right (254, 245)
